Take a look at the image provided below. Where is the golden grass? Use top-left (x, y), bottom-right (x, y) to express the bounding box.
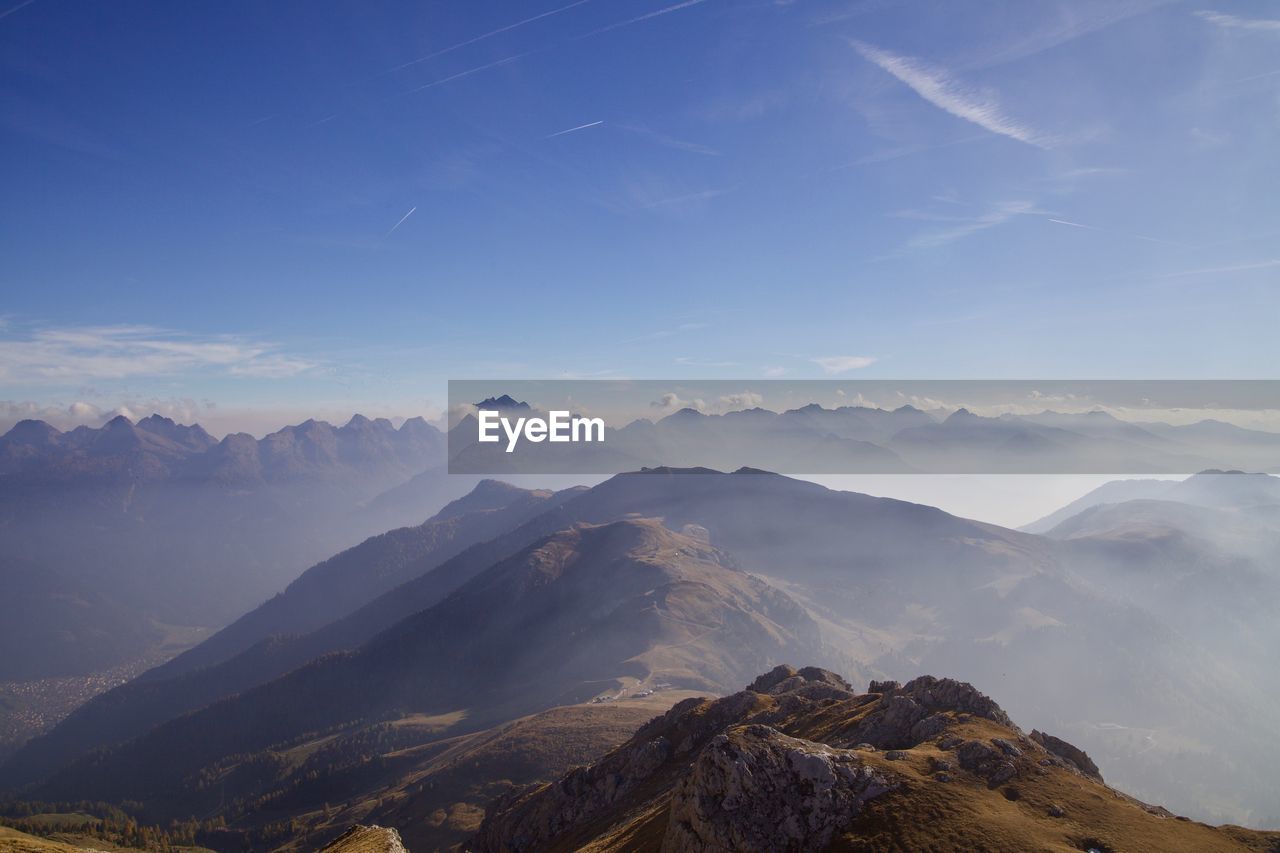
top-left (488, 689), bottom-right (1280, 853)
top-left (833, 717), bottom-right (1280, 853)
top-left (0, 826), bottom-right (106, 853)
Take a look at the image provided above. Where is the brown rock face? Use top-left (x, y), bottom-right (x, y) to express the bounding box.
top-left (319, 824), bottom-right (408, 853)
top-left (663, 724), bottom-right (896, 851)
top-left (828, 675), bottom-right (1013, 750)
top-left (472, 666), bottom-right (1278, 853)
top-left (1030, 729), bottom-right (1103, 781)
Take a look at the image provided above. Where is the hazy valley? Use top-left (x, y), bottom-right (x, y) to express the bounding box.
top-left (4, 407), bottom-right (1280, 850)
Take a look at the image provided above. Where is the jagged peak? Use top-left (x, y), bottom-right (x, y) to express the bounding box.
top-left (471, 666), bottom-right (1126, 853)
top-left (319, 825), bottom-right (407, 853)
top-left (475, 394), bottom-right (530, 410)
top-left (943, 407), bottom-right (978, 423)
top-left (2, 419), bottom-right (63, 443)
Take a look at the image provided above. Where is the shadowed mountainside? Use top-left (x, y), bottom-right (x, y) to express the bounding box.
top-left (0, 413), bottom-right (461, 681)
top-left (7, 468), bottom-right (1280, 832)
top-left (21, 519), bottom-right (824, 817)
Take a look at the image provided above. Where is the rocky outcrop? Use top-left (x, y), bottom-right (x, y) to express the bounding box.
top-left (828, 674), bottom-right (1014, 750)
top-left (748, 664), bottom-right (853, 695)
top-left (319, 825), bottom-right (408, 853)
top-left (1030, 729), bottom-right (1103, 781)
top-left (663, 724), bottom-right (896, 851)
top-left (473, 666), bottom-right (1280, 853)
top-left (472, 667), bottom-right (980, 853)
top-left (469, 689), bottom-right (768, 852)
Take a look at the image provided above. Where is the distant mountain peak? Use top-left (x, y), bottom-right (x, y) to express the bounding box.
top-left (943, 407), bottom-right (978, 423)
top-left (2, 419), bottom-right (63, 443)
top-left (475, 395), bottom-right (531, 411)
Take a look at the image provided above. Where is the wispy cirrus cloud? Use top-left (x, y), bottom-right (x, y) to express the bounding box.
top-left (902, 200), bottom-right (1042, 249)
top-left (851, 40), bottom-right (1054, 148)
top-left (0, 325), bottom-right (316, 385)
top-left (1195, 10), bottom-right (1280, 31)
top-left (618, 123), bottom-right (721, 156)
top-left (811, 355), bottom-right (877, 374)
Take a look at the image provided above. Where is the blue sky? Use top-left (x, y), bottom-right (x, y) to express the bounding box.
top-left (1, 0), bottom-right (1278, 435)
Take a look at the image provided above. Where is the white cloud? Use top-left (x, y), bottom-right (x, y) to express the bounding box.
top-left (718, 391), bottom-right (764, 410)
top-left (0, 397), bottom-right (212, 433)
top-left (762, 366), bottom-right (788, 377)
top-left (851, 40), bottom-right (1054, 148)
top-left (811, 356), bottom-right (877, 374)
top-left (650, 392), bottom-right (706, 413)
top-left (649, 390), bottom-right (765, 415)
top-left (1195, 10), bottom-right (1280, 31)
top-left (0, 324), bottom-right (317, 385)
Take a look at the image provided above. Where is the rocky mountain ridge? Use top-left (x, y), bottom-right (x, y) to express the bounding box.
top-left (474, 666), bottom-right (1280, 852)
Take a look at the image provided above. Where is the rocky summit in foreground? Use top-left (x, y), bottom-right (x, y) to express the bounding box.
top-left (473, 666), bottom-right (1280, 852)
top-left (319, 825), bottom-right (408, 853)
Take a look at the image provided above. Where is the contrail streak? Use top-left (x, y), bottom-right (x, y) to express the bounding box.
top-left (380, 0), bottom-right (595, 76)
top-left (545, 120), bottom-right (603, 138)
top-left (398, 1), bottom-right (712, 97)
top-left (1046, 216), bottom-right (1181, 246)
top-left (575, 0), bottom-right (709, 39)
top-left (403, 51), bottom-right (533, 94)
top-left (0, 0), bottom-right (37, 20)
top-left (386, 206), bottom-right (417, 236)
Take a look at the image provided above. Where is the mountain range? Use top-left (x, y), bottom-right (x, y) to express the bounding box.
top-left (6, 404), bottom-right (1280, 849)
top-left (449, 403), bottom-right (1280, 475)
top-left (0, 413), bottom-right (468, 684)
top-left (4, 465), bottom-right (1280, 843)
